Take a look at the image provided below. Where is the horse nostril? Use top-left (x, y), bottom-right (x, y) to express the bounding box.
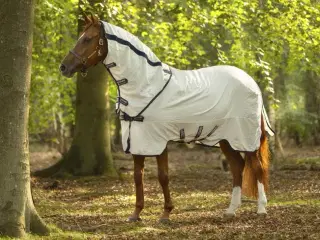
top-left (59, 64), bottom-right (66, 72)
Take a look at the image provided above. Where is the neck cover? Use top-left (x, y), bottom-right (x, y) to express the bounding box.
top-left (101, 21), bottom-right (274, 155)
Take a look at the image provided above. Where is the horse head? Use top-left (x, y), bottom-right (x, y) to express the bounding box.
top-left (59, 14), bottom-right (108, 78)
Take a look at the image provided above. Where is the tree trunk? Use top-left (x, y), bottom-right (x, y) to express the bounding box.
top-left (274, 44), bottom-right (288, 160)
top-left (305, 70), bottom-right (320, 145)
top-left (34, 4), bottom-right (117, 177)
top-left (0, 0), bottom-right (49, 237)
top-left (64, 63), bottom-right (117, 176)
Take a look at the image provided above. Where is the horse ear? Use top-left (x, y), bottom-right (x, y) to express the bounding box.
top-left (90, 13), bottom-right (99, 25)
top-left (84, 13), bottom-right (91, 24)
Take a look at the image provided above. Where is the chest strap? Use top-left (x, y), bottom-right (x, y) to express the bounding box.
top-left (120, 112), bottom-right (144, 122)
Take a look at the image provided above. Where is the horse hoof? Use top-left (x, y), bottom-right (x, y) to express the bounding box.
top-left (127, 216), bottom-right (142, 222)
top-left (159, 218), bottom-right (171, 224)
top-left (223, 212), bottom-right (236, 219)
top-left (257, 211), bottom-right (267, 216)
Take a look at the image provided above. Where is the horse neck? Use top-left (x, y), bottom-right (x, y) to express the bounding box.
top-left (105, 52), bottom-right (165, 95)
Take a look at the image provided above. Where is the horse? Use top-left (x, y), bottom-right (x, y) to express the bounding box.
top-left (60, 15), bottom-right (274, 222)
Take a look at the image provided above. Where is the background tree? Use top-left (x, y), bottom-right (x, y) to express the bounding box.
top-left (31, 0), bottom-right (77, 154)
top-left (63, 61), bottom-right (117, 175)
top-left (0, 0), bottom-right (49, 237)
top-left (35, 0), bottom-right (117, 176)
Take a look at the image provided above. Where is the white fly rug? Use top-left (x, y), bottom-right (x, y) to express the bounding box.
top-left (101, 21), bottom-right (274, 155)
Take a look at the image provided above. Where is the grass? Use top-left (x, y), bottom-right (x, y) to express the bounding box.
top-left (1, 147), bottom-right (320, 239)
top-left (295, 157), bottom-right (320, 164)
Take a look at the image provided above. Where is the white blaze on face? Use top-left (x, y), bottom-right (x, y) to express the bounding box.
top-left (225, 186), bottom-right (241, 215)
top-left (79, 32), bottom-right (85, 40)
top-left (72, 32), bottom-right (87, 55)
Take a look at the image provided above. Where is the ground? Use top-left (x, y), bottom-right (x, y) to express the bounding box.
top-left (2, 144), bottom-right (320, 239)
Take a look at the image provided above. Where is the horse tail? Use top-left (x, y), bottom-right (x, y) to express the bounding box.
top-left (243, 116), bottom-right (270, 198)
top-left (258, 118), bottom-right (270, 191)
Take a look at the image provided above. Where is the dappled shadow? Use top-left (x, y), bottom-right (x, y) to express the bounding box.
top-left (43, 203), bottom-right (320, 240)
top-left (31, 146), bottom-right (320, 239)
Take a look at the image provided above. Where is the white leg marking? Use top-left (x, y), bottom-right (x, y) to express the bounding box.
top-left (225, 186), bottom-right (241, 216)
top-left (257, 181), bottom-right (267, 214)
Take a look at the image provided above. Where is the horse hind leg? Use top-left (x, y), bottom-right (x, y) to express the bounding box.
top-left (243, 120), bottom-right (270, 215)
top-left (220, 140), bottom-right (245, 217)
top-left (257, 179), bottom-right (267, 214)
top-left (244, 151), bottom-right (268, 215)
top-left (156, 147), bottom-right (174, 222)
top-left (257, 127), bottom-right (269, 215)
top-left (128, 154), bottom-right (145, 222)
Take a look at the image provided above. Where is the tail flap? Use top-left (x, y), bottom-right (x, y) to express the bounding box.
top-left (262, 105), bottom-right (275, 136)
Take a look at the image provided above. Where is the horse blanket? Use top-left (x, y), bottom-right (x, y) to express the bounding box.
top-left (101, 21), bottom-right (274, 155)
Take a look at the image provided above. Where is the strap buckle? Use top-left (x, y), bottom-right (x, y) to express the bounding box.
top-left (117, 97), bottom-right (128, 106)
top-left (116, 78), bottom-right (128, 86)
top-left (105, 62), bottom-right (116, 68)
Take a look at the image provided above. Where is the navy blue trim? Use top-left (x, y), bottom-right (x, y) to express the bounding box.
top-left (196, 125), bottom-right (219, 142)
top-left (207, 125), bottom-right (219, 137)
top-left (195, 126), bottom-right (204, 139)
top-left (105, 33), bottom-right (162, 67)
top-left (180, 129), bottom-right (185, 140)
top-left (125, 121), bottom-right (132, 154)
top-left (135, 68), bottom-right (172, 117)
top-left (262, 107), bottom-right (275, 135)
top-left (119, 68), bottom-right (173, 154)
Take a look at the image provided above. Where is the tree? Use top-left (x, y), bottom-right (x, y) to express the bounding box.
top-left (31, 0), bottom-right (77, 153)
top-left (64, 62), bottom-right (117, 175)
top-left (0, 0), bottom-right (49, 237)
top-left (35, 1), bottom-right (117, 176)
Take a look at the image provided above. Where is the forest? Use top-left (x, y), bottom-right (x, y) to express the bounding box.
top-left (0, 0), bottom-right (319, 239)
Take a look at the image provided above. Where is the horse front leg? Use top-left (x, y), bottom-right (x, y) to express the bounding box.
top-left (156, 147), bottom-right (174, 222)
top-left (128, 154), bottom-right (145, 222)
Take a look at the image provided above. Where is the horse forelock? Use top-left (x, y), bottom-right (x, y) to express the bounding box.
top-left (82, 15), bottom-right (99, 35)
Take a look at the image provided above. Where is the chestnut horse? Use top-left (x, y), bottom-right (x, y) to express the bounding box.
top-left (60, 15), bottom-right (272, 222)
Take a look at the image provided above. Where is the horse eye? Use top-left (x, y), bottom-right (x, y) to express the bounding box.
top-left (83, 37), bottom-right (92, 43)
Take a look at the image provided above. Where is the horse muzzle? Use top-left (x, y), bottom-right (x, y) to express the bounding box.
top-left (59, 64), bottom-right (75, 78)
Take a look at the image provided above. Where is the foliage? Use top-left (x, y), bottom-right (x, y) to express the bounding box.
top-left (81, 0), bottom-right (320, 106)
top-left (30, 0), bottom-right (78, 135)
top-left (31, 0), bottom-right (320, 145)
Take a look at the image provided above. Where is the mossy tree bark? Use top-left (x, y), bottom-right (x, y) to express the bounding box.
top-left (64, 63), bottom-right (117, 176)
top-left (0, 0), bottom-right (49, 237)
